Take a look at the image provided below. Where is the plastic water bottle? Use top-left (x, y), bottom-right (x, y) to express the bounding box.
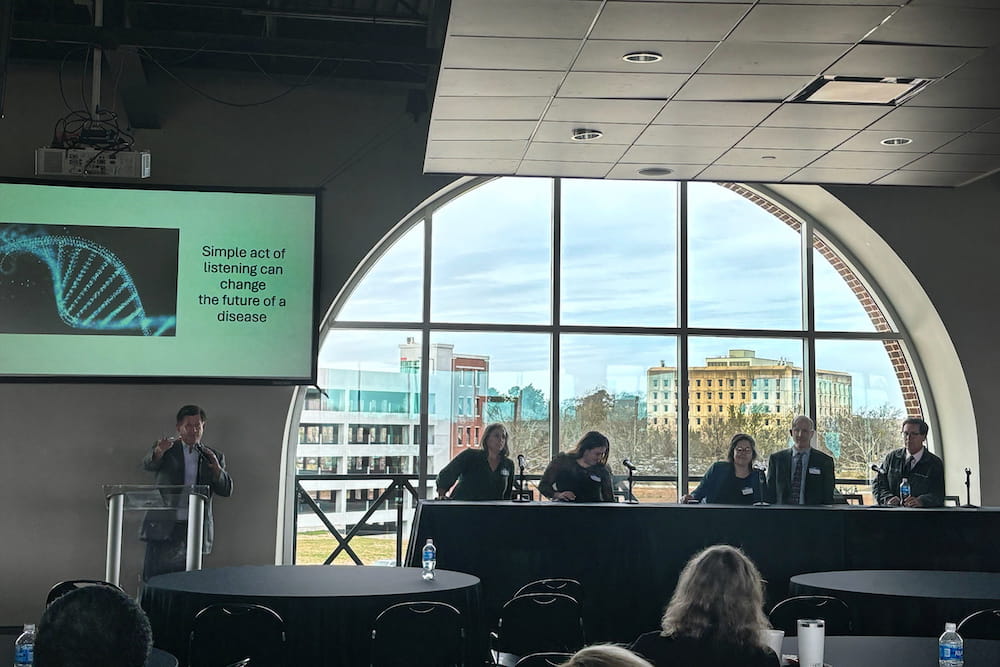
top-left (14, 623), bottom-right (35, 667)
top-left (939, 622), bottom-right (964, 667)
top-left (899, 477), bottom-right (911, 501)
top-left (421, 538), bottom-right (436, 581)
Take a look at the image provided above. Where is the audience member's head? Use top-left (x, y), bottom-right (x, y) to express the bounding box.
top-left (560, 644), bottom-right (654, 667)
top-left (660, 544), bottom-right (770, 647)
top-left (35, 584), bottom-right (152, 667)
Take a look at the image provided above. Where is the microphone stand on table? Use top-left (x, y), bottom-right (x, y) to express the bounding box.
top-left (963, 468), bottom-right (978, 508)
top-left (753, 462), bottom-right (769, 506)
top-left (512, 454), bottom-right (532, 502)
top-left (622, 459), bottom-right (638, 504)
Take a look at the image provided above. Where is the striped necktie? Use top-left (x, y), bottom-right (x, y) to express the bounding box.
top-left (790, 452), bottom-right (804, 504)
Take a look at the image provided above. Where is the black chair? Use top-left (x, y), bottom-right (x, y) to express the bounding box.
top-left (370, 601), bottom-right (464, 667)
top-left (188, 603), bottom-right (286, 667)
top-left (958, 609), bottom-right (1000, 639)
top-left (513, 578), bottom-right (583, 604)
top-left (492, 593), bottom-right (584, 665)
top-left (769, 595), bottom-right (852, 636)
top-left (45, 579), bottom-right (124, 606)
top-left (514, 652), bottom-right (573, 667)
top-left (224, 660), bottom-right (251, 667)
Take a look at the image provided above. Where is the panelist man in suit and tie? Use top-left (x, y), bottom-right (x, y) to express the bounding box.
top-left (765, 415), bottom-right (835, 505)
top-left (140, 404), bottom-right (233, 580)
top-left (872, 417), bottom-right (945, 508)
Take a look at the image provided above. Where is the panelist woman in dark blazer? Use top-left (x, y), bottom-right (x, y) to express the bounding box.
top-left (682, 433), bottom-right (762, 504)
top-left (539, 431), bottom-right (615, 502)
top-left (436, 423), bottom-right (515, 500)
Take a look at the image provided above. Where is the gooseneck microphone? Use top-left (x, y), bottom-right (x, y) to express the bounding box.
top-left (622, 458), bottom-right (637, 472)
top-left (517, 454), bottom-right (527, 470)
top-left (871, 463), bottom-right (886, 475)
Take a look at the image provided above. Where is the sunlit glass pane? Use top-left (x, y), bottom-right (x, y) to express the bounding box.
top-left (335, 221), bottom-right (424, 323)
top-left (688, 183), bottom-right (802, 330)
top-left (561, 180), bottom-right (678, 326)
top-left (430, 178), bottom-right (552, 324)
top-left (813, 231), bottom-right (892, 333)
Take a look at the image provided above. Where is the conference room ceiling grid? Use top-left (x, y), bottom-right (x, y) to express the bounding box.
top-left (425, 0), bottom-right (1000, 187)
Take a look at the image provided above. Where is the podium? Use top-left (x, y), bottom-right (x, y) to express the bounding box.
top-left (103, 484), bottom-right (209, 587)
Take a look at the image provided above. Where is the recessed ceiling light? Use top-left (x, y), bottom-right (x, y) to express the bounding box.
top-left (881, 137), bottom-right (913, 146)
top-left (571, 128), bottom-right (603, 141)
top-left (637, 167), bottom-right (674, 176)
top-left (623, 51), bottom-right (663, 64)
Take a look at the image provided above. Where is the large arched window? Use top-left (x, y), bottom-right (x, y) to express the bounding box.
top-left (291, 178), bottom-right (929, 564)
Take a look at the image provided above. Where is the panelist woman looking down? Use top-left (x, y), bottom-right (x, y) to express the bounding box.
top-left (681, 433), bottom-right (763, 505)
top-left (436, 423), bottom-right (515, 500)
top-left (539, 431), bottom-right (615, 502)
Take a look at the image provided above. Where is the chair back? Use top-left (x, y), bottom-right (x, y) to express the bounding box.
top-left (188, 603), bottom-right (285, 667)
top-left (45, 580), bottom-right (124, 606)
top-left (514, 652), bottom-right (573, 667)
top-left (513, 578), bottom-right (584, 603)
top-left (769, 595), bottom-right (852, 636)
top-left (958, 608), bottom-right (1000, 639)
top-left (495, 593), bottom-right (585, 658)
top-left (370, 601), bottom-right (464, 667)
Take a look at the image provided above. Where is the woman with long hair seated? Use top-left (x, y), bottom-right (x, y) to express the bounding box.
top-left (436, 423), bottom-right (515, 500)
top-left (539, 431), bottom-right (615, 502)
top-left (630, 544), bottom-right (780, 667)
top-left (681, 433), bottom-right (763, 504)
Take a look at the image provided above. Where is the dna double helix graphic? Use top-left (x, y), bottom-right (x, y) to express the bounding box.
top-left (0, 225), bottom-right (176, 336)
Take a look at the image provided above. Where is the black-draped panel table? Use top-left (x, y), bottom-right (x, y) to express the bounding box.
top-left (789, 570), bottom-right (1000, 637)
top-left (785, 636), bottom-right (1000, 666)
top-left (140, 565), bottom-right (483, 666)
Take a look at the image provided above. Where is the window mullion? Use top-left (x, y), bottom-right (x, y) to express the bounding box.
top-left (678, 181), bottom-right (690, 495)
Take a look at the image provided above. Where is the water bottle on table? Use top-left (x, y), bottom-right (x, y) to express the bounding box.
top-left (899, 477), bottom-right (910, 502)
top-left (939, 622), bottom-right (963, 667)
top-left (421, 538), bottom-right (436, 581)
top-left (14, 623), bottom-right (35, 667)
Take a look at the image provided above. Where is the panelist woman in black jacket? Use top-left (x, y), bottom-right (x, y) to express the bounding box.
top-left (539, 431), bottom-right (615, 502)
top-left (436, 423), bottom-right (515, 500)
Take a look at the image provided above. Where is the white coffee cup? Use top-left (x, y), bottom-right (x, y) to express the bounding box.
top-left (797, 619), bottom-right (825, 667)
top-left (763, 628), bottom-right (784, 658)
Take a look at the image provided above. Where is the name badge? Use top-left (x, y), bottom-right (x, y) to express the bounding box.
top-left (590, 474), bottom-right (602, 482)
top-left (501, 469), bottom-right (510, 476)
top-left (741, 487), bottom-right (754, 495)
top-left (808, 467), bottom-right (821, 475)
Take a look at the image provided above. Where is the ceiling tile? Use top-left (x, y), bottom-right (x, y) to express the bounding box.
top-left (674, 74), bottom-right (814, 102)
top-left (761, 103), bottom-right (890, 129)
top-left (697, 165), bottom-right (800, 181)
top-left (718, 147), bottom-right (826, 168)
top-left (524, 142), bottom-right (628, 162)
top-left (424, 158), bottom-right (519, 175)
top-left (606, 164), bottom-right (705, 180)
top-left (760, 0), bottom-right (905, 4)
top-left (448, 0), bottom-right (601, 38)
top-left (902, 153), bottom-right (1000, 171)
top-left (729, 5), bottom-right (894, 43)
top-left (785, 167), bottom-right (892, 184)
top-left (442, 37), bottom-right (581, 71)
top-left (649, 101), bottom-right (777, 127)
top-left (976, 117), bottom-right (1000, 133)
top-left (516, 161), bottom-right (613, 178)
top-left (867, 6), bottom-right (1000, 47)
top-left (431, 97), bottom-right (552, 121)
top-left (907, 0), bottom-right (1000, 7)
top-left (873, 171), bottom-right (982, 186)
top-left (938, 132), bottom-right (1000, 154)
top-left (437, 69), bottom-right (564, 97)
top-left (827, 44), bottom-right (983, 79)
top-left (947, 46), bottom-right (1000, 80)
top-left (637, 125), bottom-right (751, 147)
top-left (810, 150), bottom-right (923, 169)
top-left (544, 98), bottom-right (665, 124)
top-left (429, 120), bottom-right (537, 141)
top-left (906, 76), bottom-right (1000, 108)
top-left (533, 121), bottom-right (646, 144)
top-left (621, 145), bottom-right (729, 164)
top-left (836, 130), bottom-right (961, 152)
top-left (574, 40), bottom-right (717, 73)
top-left (870, 107), bottom-right (1000, 133)
top-left (426, 140), bottom-right (527, 159)
top-left (558, 72), bottom-right (687, 99)
top-left (737, 127), bottom-right (858, 150)
top-left (701, 42), bottom-right (851, 76)
top-left (591, 2), bottom-right (752, 41)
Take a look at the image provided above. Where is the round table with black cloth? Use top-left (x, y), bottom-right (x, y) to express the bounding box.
top-left (139, 565), bottom-right (484, 666)
top-left (789, 570), bottom-right (1000, 637)
top-left (784, 636), bottom-right (1000, 666)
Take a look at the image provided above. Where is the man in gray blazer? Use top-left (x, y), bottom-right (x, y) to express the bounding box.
top-left (140, 404), bottom-right (233, 580)
top-left (765, 415), bottom-right (835, 505)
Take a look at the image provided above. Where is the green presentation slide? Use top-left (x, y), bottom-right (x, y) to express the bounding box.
top-left (0, 182), bottom-right (317, 381)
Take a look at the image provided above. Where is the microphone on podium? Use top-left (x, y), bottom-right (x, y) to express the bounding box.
top-left (622, 458), bottom-right (637, 472)
top-left (517, 454), bottom-right (527, 471)
top-left (871, 463), bottom-right (886, 475)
